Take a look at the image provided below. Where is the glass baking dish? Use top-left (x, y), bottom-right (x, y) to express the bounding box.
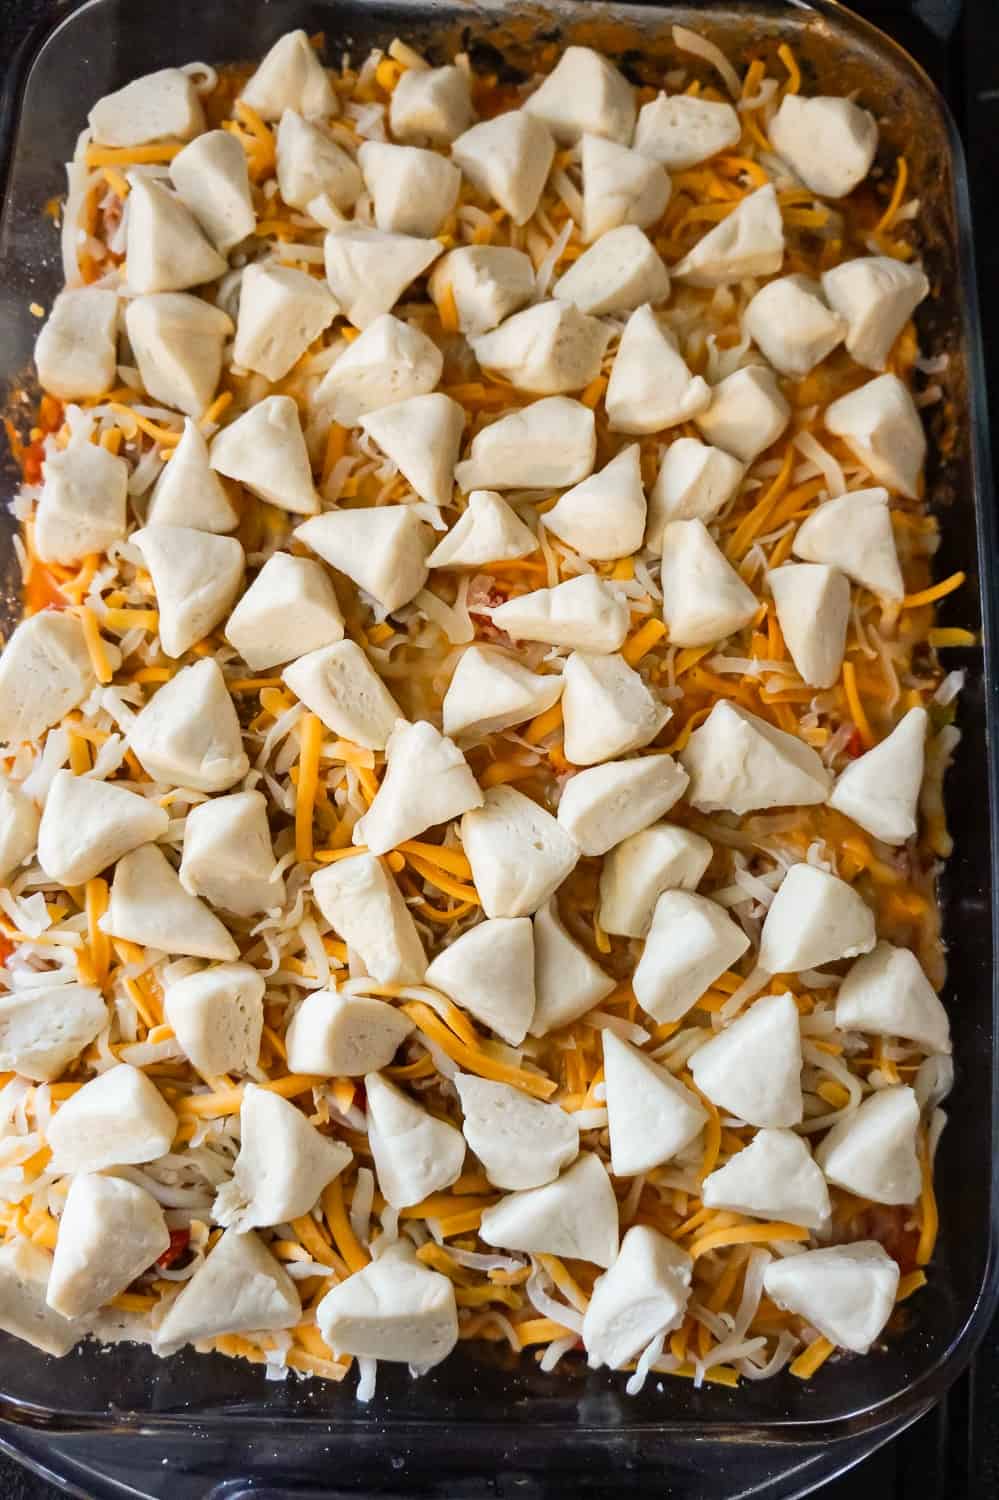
top-left (0, 1), bottom-right (996, 1495)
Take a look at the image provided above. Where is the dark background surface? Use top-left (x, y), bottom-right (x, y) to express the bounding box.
top-left (0, 0), bottom-right (996, 1495)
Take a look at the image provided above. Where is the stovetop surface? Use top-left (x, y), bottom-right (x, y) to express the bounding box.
top-left (0, 0), bottom-right (996, 1495)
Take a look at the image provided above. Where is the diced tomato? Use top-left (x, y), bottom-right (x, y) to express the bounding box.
top-left (466, 577), bottom-right (506, 612)
top-left (157, 1228), bottom-right (191, 1269)
top-left (470, 613), bottom-right (515, 647)
top-left (469, 586), bottom-right (514, 647)
top-left (21, 440), bottom-right (45, 485)
top-left (861, 1204), bottom-right (919, 1275)
top-left (38, 395), bottom-right (63, 433)
top-left (844, 726), bottom-right (864, 759)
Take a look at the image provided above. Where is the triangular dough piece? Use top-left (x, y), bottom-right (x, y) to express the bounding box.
top-left (34, 441), bottom-right (127, 566)
top-left (479, 1152), bottom-right (619, 1268)
top-left (315, 312), bottom-right (442, 425)
top-left (0, 613), bottom-right (95, 745)
top-left (814, 1085), bottom-right (921, 1204)
top-left (101, 843), bottom-right (239, 960)
top-left (163, 963), bottom-right (265, 1078)
top-left (743, 274), bottom-right (845, 378)
top-left (791, 487), bottom-right (903, 600)
top-left (357, 141), bottom-right (461, 238)
top-left (88, 67), bottom-right (205, 148)
top-left (277, 109), bottom-right (360, 210)
top-left (824, 374), bottom-right (925, 499)
top-left (768, 563), bottom-right (850, 690)
top-left (688, 991), bottom-right (803, 1128)
top-left (323, 226), bottom-right (442, 329)
top-left (454, 396), bottom-right (595, 491)
top-left (225, 552), bottom-right (344, 672)
top-left (542, 444), bottom-right (647, 561)
top-left (37, 769), bottom-right (168, 886)
top-left (365, 1072), bottom-right (465, 1209)
top-left (598, 823), bottom-right (713, 938)
top-left (523, 46), bottom-right (635, 145)
top-left (647, 437), bottom-right (744, 546)
top-left (681, 701), bottom-right (831, 814)
top-left (310, 853), bottom-right (425, 986)
top-left (129, 658), bottom-right (249, 793)
top-left (125, 177), bottom-right (227, 294)
top-left (702, 1127), bottom-right (830, 1228)
top-left (660, 519), bottom-right (758, 647)
top-left (316, 1240), bottom-right (457, 1367)
top-left (554, 226), bottom-right (669, 317)
top-left (561, 650), bottom-right (669, 766)
top-left (125, 292), bottom-right (232, 418)
top-left (0, 984), bottom-right (107, 1084)
top-left (821, 255), bottom-right (929, 372)
top-left (156, 1228), bottom-right (301, 1352)
top-left (46, 1063), bottom-right (177, 1175)
top-left (582, 1225), bottom-right (691, 1370)
top-left (531, 898), bottom-right (614, 1036)
top-left (353, 719), bottom-right (483, 855)
top-left (602, 1029), bottom-right (707, 1175)
top-left (758, 863), bottom-right (876, 974)
top-left (425, 917), bottom-right (535, 1045)
top-left (428, 245), bottom-right (535, 336)
top-left (132, 525), bottom-right (244, 657)
top-left (461, 786), bottom-right (579, 919)
top-left (284, 640), bottom-right (403, 750)
top-left (427, 490), bottom-right (537, 569)
top-left (286, 991), bottom-right (415, 1078)
top-left (0, 778), bottom-right (39, 881)
top-left (295, 507), bottom-right (431, 613)
top-left (581, 133), bottom-right (670, 243)
top-left (632, 890), bottom-right (750, 1024)
top-left (169, 129), bottom-right (256, 254)
top-left (232, 261), bottom-right (337, 381)
top-left (179, 789), bottom-right (284, 917)
top-left (695, 366), bottom-right (790, 465)
top-left (359, 393), bottom-right (464, 507)
top-left (828, 706), bottom-right (927, 844)
top-left (835, 941), bottom-right (950, 1054)
top-left (768, 94), bottom-right (877, 199)
top-left (606, 304), bottom-right (710, 434)
top-left (454, 1073), bottom-right (578, 1190)
top-left (0, 1242), bottom-right (87, 1356)
top-left (470, 302), bottom-right (610, 396)
top-left (239, 29), bottom-right (337, 120)
top-left (34, 286), bottom-right (119, 402)
top-left (451, 113), bottom-right (555, 226)
top-left (634, 93), bottom-right (740, 170)
top-left (556, 755), bottom-right (689, 858)
top-left (209, 395), bottom-right (319, 515)
top-left (214, 1083), bottom-right (352, 1230)
top-left (763, 1242), bottom-right (899, 1355)
top-left (442, 645), bottom-right (562, 740)
top-left (147, 417), bottom-right (239, 532)
top-left (490, 575), bottom-right (629, 653)
top-left (671, 183), bottom-right (784, 286)
top-left (47, 1174), bottom-right (170, 1319)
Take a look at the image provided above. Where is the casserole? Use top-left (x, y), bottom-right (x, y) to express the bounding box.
top-left (0, 1), bottom-right (995, 1495)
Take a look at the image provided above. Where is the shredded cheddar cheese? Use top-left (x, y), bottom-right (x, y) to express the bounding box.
top-left (0, 21), bottom-right (963, 1403)
top-left (295, 713), bottom-right (323, 863)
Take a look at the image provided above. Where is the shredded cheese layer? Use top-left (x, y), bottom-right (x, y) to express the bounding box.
top-left (0, 24), bottom-right (967, 1399)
